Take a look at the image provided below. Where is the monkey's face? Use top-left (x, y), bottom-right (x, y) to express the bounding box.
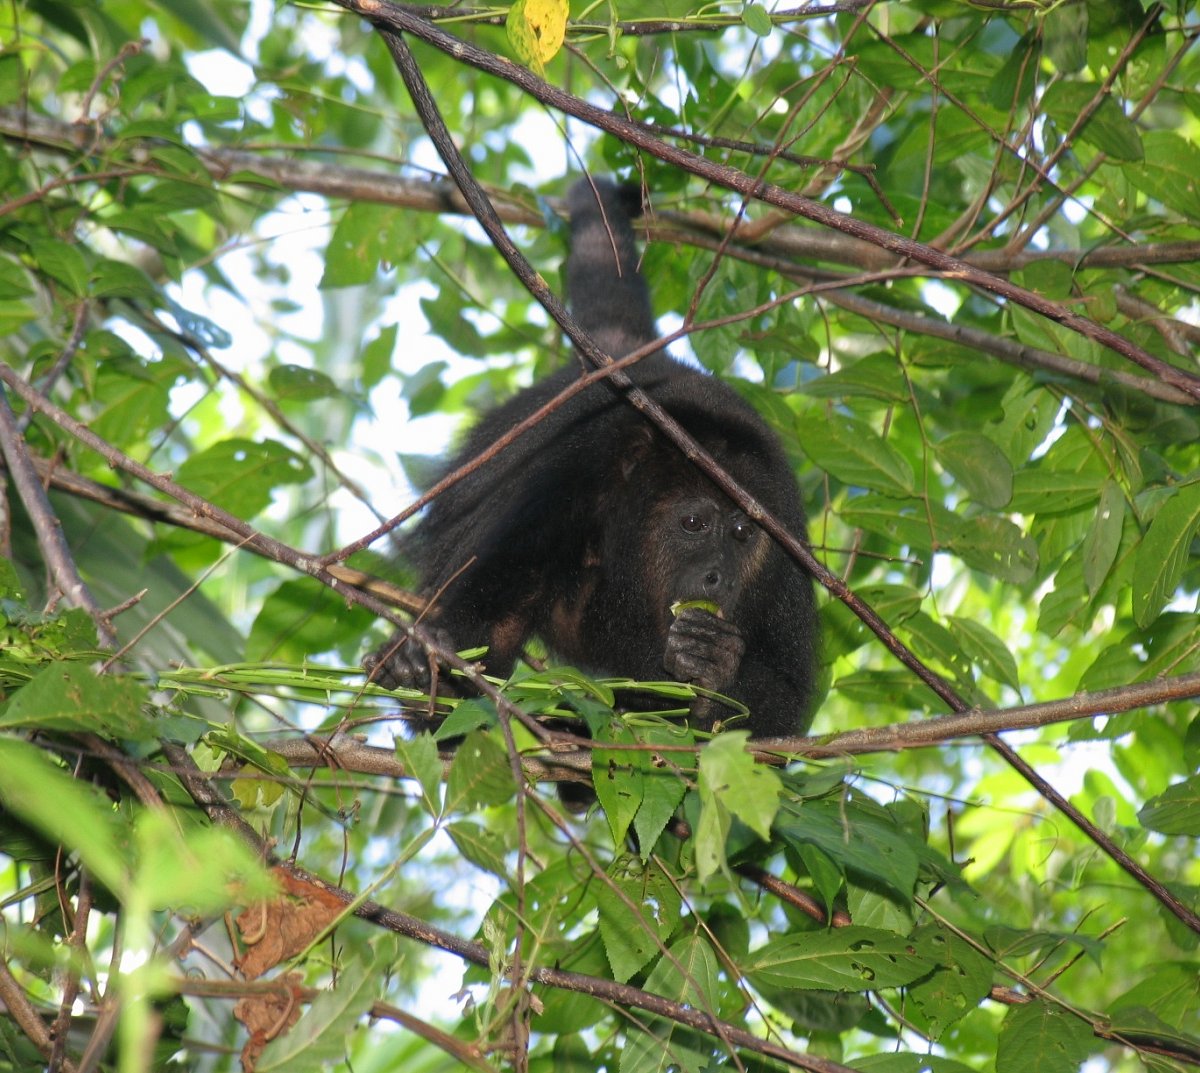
top-left (650, 494), bottom-right (770, 619)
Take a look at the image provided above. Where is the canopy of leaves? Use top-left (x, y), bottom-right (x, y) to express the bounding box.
top-left (0, 2), bottom-right (1198, 1073)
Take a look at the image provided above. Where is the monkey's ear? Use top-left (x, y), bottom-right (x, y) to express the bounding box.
top-left (618, 423), bottom-right (658, 481)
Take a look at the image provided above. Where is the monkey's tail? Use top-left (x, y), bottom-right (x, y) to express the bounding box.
top-left (564, 177), bottom-right (659, 358)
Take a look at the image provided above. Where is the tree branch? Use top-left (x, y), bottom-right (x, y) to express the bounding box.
top-left (263, 668), bottom-right (1200, 780)
top-left (6, 106), bottom-right (1199, 275)
top-left (0, 388), bottom-right (117, 648)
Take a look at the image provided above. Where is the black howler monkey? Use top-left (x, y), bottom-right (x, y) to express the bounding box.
top-left (365, 178), bottom-right (819, 737)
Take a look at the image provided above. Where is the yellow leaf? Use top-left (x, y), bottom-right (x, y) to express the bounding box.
top-left (506, 0), bottom-right (569, 73)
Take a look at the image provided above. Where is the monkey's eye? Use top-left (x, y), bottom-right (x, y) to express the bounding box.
top-left (680, 514), bottom-right (708, 533)
top-left (731, 521), bottom-right (752, 543)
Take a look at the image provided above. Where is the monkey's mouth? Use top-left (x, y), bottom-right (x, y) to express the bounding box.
top-left (670, 598), bottom-right (725, 619)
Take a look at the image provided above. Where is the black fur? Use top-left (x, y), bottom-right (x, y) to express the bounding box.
top-left (366, 178), bottom-right (819, 737)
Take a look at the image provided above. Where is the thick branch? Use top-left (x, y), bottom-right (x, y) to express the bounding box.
top-left (264, 668), bottom-right (1200, 779)
top-left (4, 107), bottom-right (1198, 277)
top-left (3, 452), bottom-right (423, 614)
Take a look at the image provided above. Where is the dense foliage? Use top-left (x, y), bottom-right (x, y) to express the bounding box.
top-left (0, 1), bottom-right (1198, 1071)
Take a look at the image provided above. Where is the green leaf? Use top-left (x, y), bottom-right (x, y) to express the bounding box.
top-left (935, 432), bottom-right (1013, 509)
top-left (90, 351), bottom-right (174, 444)
top-left (0, 256), bottom-right (32, 299)
top-left (176, 438), bottom-right (313, 519)
top-left (592, 729), bottom-right (644, 846)
top-left (669, 598), bottom-right (721, 618)
top-left (853, 1056), bottom-right (978, 1073)
top-left (419, 290), bottom-right (491, 358)
top-left (699, 731), bottom-right (780, 843)
top-left (946, 615), bottom-right (1021, 691)
top-left (988, 380), bottom-right (1059, 466)
top-left (1123, 132), bottom-right (1200, 220)
top-left (435, 698), bottom-right (496, 741)
top-left (1082, 479), bottom-right (1124, 595)
top-left (984, 926), bottom-right (1102, 965)
top-left (268, 363), bottom-right (340, 401)
top-left (90, 258), bottom-right (156, 300)
top-left (797, 412), bottom-right (914, 496)
top-left (321, 202), bottom-right (404, 288)
top-left (1110, 963), bottom-right (1200, 1039)
top-left (153, 0), bottom-right (246, 52)
top-left (947, 514), bottom-right (1039, 585)
top-left (906, 926), bottom-right (994, 1040)
top-left (115, 119), bottom-right (187, 145)
top-left (643, 932), bottom-right (720, 1005)
top-left (693, 780), bottom-right (731, 884)
top-left (0, 51), bottom-right (24, 105)
top-left (139, 177), bottom-right (216, 214)
top-left (597, 858), bottom-right (680, 983)
top-left (840, 492), bottom-right (1036, 583)
top-left (1043, 82), bottom-right (1143, 161)
top-left (633, 766), bottom-right (688, 858)
top-left (133, 810), bottom-right (272, 911)
top-left (1042, 0), bottom-right (1088, 72)
top-left (802, 354), bottom-right (909, 403)
top-left (996, 1001), bottom-right (1094, 1073)
top-left (796, 842), bottom-right (844, 913)
top-left (445, 730), bottom-right (516, 812)
top-left (1107, 1003), bottom-right (1200, 1057)
top-left (447, 821), bottom-right (510, 878)
top-left (1132, 481), bottom-right (1200, 627)
top-left (742, 3), bottom-right (773, 36)
top-left (0, 736), bottom-right (126, 893)
top-left (257, 950), bottom-right (379, 1072)
top-left (1010, 469), bottom-right (1103, 515)
top-left (183, 93), bottom-right (242, 124)
top-left (394, 733), bottom-right (443, 816)
top-left (775, 797), bottom-right (920, 900)
top-left (621, 934), bottom-right (723, 1071)
top-left (30, 239), bottom-right (89, 296)
top-left (823, 583), bottom-right (923, 660)
top-left (903, 612), bottom-right (974, 685)
top-left (746, 926), bottom-right (938, 992)
top-left (103, 207), bottom-right (178, 253)
top-left (1137, 776), bottom-right (1200, 835)
top-left (360, 324), bottom-right (397, 389)
top-left (246, 577), bottom-right (375, 663)
top-left (0, 662), bottom-right (151, 739)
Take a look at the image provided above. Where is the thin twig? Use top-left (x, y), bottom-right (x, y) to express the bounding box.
top-left (0, 387), bottom-right (116, 647)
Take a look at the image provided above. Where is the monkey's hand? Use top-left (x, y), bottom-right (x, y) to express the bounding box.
top-left (663, 607), bottom-right (745, 695)
top-left (363, 625), bottom-right (458, 692)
